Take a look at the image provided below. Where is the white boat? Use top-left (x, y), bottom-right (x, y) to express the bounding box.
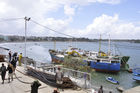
top-left (106, 77), bottom-right (119, 84)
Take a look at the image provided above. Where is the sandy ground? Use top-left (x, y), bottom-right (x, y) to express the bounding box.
top-left (0, 62), bottom-right (88, 93)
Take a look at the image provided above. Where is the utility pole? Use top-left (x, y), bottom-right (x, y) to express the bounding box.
top-left (24, 17), bottom-right (30, 70)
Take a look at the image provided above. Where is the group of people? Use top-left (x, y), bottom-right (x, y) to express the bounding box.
top-left (0, 63), bottom-right (13, 84)
top-left (0, 51), bottom-right (22, 84)
top-left (9, 51), bottom-right (23, 67)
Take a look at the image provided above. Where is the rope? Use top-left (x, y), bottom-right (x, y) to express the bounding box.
top-left (5, 62), bottom-right (33, 84)
top-left (14, 72), bottom-right (32, 84)
top-left (0, 17), bottom-right (24, 22)
top-left (30, 19), bottom-right (75, 38)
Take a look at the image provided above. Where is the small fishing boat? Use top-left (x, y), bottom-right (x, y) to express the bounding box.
top-left (106, 77), bottom-right (119, 84)
top-left (132, 68), bottom-right (140, 81)
top-left (116, 86), bottom-right (124, 92)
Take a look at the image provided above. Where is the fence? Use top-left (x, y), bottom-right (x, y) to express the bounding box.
top-left (21, 57), bottom-right (92, 89)
top-left (37, 64), bottom-right (91, 89)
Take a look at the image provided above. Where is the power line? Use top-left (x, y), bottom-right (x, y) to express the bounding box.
top-left (30, 19), bottom-right (75, 38)
top-left (0, 17), bottom-right (24, 22)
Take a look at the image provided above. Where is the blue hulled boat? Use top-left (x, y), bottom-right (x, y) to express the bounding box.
top-left (132, 68), bottom-right (140, 81)
top-left (106, 77), bottom-right (119, 84)
top-left (90, 60), bottom-right (120, 72)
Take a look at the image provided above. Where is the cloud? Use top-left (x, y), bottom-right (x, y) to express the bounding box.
top-left (1, 0), bottom-right (140, 39)
top-left (64, 5), bottom-right (75, 16)
top-left (97, 0), bottom-right (121, 4)
top-left (66, 14), bottom-right (140, 39)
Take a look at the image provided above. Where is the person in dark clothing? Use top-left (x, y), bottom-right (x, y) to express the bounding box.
top-left (53, 88), bottom-right (60, 93)
top-left (11, 52), bottom-right (18, 72)
top-left (0, 63), bottom-right (7, 84)
top-left (31, 80), bottom-right (41, 93)
top-left (7, 64), bottom-right (13, 83)
top-left (98, 85), bottom-right (103, 93)
top-left (8, 51), bottom-right (12, 62)
top-left (12, 52), bottom-right (17, 57)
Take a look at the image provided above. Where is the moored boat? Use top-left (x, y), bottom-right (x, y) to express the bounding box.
top-left (49, 49), bottom-right (64, 64)
top-left (106, 77), bottom-right (119, 84)
top-left (49, 46), bottom-right (130, 72)
top-left (132, 68), bottom-right (140, 81)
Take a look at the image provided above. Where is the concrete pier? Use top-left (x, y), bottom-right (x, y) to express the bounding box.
top-left (0, 62), bottom-right (88, 93)
top-left (123, 86), bottom-right (140, 93)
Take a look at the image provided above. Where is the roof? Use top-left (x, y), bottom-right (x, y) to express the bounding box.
top-left (0, 46), bottom-right (9, 50)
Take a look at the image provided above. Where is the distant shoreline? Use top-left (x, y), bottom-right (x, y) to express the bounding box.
top-left (0, 35), bottom-right (140, 43)
top-left (0, 40), bottom-right (140, 43)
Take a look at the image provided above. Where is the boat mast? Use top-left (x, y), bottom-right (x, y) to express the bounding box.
top-left (108, 34), bottom-right (111, 56)
top-left (99, 34), bottom-right (101, 56)
top-left (54, 40), bottom-right (56, 51)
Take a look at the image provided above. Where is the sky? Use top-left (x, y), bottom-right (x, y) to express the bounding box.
top-left (0, 0), bottom-right (140, 39)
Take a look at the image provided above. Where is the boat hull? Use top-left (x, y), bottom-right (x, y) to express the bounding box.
top-left (90, 61), bottom-right (120, 72)
top-left (49, 50), bottom-right (64, 64)
top-left (132, 68), bottom-right (140, 81)
top-left (133, 75), bottom-right (140, 81)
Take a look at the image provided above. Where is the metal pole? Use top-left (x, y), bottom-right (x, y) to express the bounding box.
top-left (99, 34), bottom-right (101, 56)
top-left (24, 17), bottom-right (30, 70)
top-left (108, 34), bottom-right (111, 56)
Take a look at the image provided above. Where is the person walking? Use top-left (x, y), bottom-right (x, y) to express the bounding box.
top-left (7, 64), bottom-right (13, 83)
top-left (0, 63), bottom-right (7, 84)
top-left (98, 85), bottom-right (103, 93)
top-left (18, 53), bottom-right (22, 66)
top-left (8, 51), bottom-right (12, 62)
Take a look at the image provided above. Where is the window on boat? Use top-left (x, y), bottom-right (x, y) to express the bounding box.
top-left (87, 61), bottom-right (91, 66)
top-left (111, 61), bottom-right (119, 63)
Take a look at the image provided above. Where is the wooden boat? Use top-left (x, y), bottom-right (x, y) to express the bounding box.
top-left (116, 86), bottom-right (124, 92)
top-left (26, 66), bottom-right (75, 88)
top-left (106, 77), bottom-right (119, 84)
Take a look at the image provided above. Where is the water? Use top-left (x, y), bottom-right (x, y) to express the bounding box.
top-left (0, 41), bottom-right (140, 92)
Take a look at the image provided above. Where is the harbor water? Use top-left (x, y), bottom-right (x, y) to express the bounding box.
top-left (0, 41), bottom-right (140, 92)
